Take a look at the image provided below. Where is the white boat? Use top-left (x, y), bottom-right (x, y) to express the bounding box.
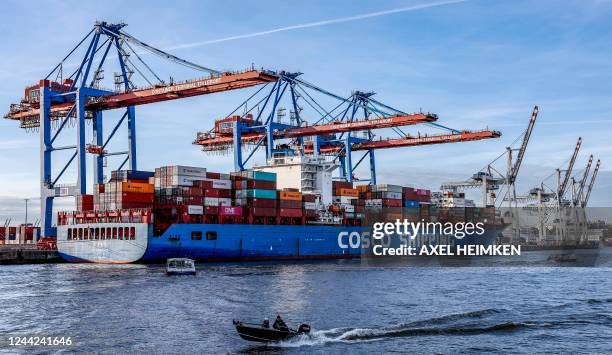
top-left (166, 258), bottom-right (196, 276)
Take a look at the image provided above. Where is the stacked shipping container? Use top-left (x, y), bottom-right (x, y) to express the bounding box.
top-left (232, 170), bottom-right (278, 220)
top-left (70, 165), bottom-right (442, 234)
top-left (278, 189), bottom-right (303, 219)
top-left (0, 225), bottom-right (40, 244)
top-left (332, 181), bottom-right (365, 222)
top-left (93, 170), bottom-right (155, 211)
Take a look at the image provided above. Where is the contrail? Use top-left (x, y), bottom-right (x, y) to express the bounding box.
top-left (0, 0), bottom-right (466, 79)
top-left (166, 0), bottom-right (467, 50)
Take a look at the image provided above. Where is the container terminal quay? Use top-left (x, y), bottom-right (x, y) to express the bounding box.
top-left (0, 22), bottom-right (605, 264)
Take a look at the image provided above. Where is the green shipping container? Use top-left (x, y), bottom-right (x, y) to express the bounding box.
top-left (246, 171), bottom-right (277, 182)
top-left (246, 189), bottom-right (277, 199)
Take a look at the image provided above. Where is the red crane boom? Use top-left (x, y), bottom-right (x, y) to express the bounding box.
top-left (6, 70), bottom-right (278, 125)
top-left (194, 113), bottom-right (438, 148)
top-left (304, 130), bottom-right (501, 154)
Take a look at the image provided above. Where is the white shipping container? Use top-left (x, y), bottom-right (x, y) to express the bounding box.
top-left (218, 198), bottom-right (232, 207)
top-left (171, 175), bottom-right (208, 186)
top-left (218, 173), bottom-right (231, 180)
top-left (304, 202), bottom-right (317, 210)
top-left (204, 197), bottom-right (219, 206)
top-left (343, 205), bottom-right (355, 213)
top-left (381, 191), bottom-right (402, 200)
top-left (187, 205), bottom-right (204, 215)
top-left (168, 165), bottom-right (207, 177)
top-left (365, 199), bottom-right (383, 207)
top-left (334, 196), bottom-right (356, 204)
top-left (212, 179), bottom-right (232, 189)
top-left (372, 184), bottom-right (403, 193)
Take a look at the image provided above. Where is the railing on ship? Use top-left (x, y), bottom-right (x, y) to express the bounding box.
top-left (57, 208), bottom-right (153, 226)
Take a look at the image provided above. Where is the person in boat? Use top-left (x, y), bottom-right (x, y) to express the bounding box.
top-left (273, 315), bottom-right (288, 331)
top-left (262, 318), bottom-right (270, 328)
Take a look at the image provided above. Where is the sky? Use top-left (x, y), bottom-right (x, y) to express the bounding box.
top-left (1, 0), bottom-right (611, 224)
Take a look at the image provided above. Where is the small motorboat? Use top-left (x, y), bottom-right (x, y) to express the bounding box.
top-left (233, 320), bottom-right (311, 343)
top-left (165, 258), bottom-right (196, 275)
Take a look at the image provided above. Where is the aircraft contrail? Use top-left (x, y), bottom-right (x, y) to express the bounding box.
top-left (166, 0), bottom-right (467, 50)
top-left (0, 0), bottom-right (466, 79)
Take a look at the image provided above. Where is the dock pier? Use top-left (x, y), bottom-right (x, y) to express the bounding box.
top-left (0, 245), bottom-right (62, 264)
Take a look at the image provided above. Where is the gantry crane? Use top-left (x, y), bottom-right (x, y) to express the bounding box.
top-left (573, 155), bottom-right (593, 206)
top-left (194, 72), bottom-right (501, 182)
top-left (583, 159), bottom-right (600, 207)
top-left (4, 22), bottom-right (278, 237)
top-left (517, 140), bottom-right (599, 208)
top-left (556, 137), bottom-right (582, 205)
top-left (441, 105), bottom-right (539, 207)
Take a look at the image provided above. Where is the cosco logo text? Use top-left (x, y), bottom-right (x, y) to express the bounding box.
top-left (337, 231), bottom-right (371, 249)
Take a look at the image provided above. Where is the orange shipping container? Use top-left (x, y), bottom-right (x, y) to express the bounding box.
top-left (279, 190), bottom-right (302, 201)
top-left (336, 188), bottom-right (359, 198)
top-left (357, 185), bottom-right (370, 193)
top-left (121, 182), bottom-right (154, 194)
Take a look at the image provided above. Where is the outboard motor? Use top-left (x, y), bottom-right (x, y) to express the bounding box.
top-left (297, 324), bottom-right (311, 334)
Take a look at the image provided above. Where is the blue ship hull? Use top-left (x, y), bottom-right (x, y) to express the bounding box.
top-left (57, 223), bottom-right (501, 263)
top-left (140, 223), bottom-right (500, 263)
top-left (141, 224), bottom-right (364, 262)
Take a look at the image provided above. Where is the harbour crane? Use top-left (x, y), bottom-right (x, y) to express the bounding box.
top-left (440, 105), bottom-right (539, 207)
top-left (4, 22), bottom-right (278, 237)
top-left (517, 139), bottom-right (599, 208)
top-left (193, 72), bottom-right (501, 183)
top-left (573, 155), bottom-right (593, 206)
top-left (556, 137), bottom-right (582, 204)
top-left (583, 159), bottom-right (600, 207)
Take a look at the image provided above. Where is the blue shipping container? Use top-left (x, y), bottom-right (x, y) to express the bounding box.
top-left (403, 200), bottom-right (419, 208)
top-left (246, 189), bottom-right (277, 199)
top-left (246, 171), bottom-right (277, 182)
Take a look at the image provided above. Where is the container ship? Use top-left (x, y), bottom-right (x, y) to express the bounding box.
top-left (56, 152), bottom-right (500, 263)
top-left (0, 22), bottom-right (505, 264)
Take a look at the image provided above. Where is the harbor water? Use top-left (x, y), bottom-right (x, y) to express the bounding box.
top-left (0, 249), bottom-right (611, 354)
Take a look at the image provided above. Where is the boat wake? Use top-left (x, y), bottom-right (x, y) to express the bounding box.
top-left (263, 309), bottom-right (521, 348)
top-left (257, 303), bottom-right (608, 349)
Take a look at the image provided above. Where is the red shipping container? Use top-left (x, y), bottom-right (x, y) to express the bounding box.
top-left (247, 198), bottom-right (277, 208)
top-left (249, 207), bottom-right (276, 217)
top-left (183, 196), bottom-right (203, 205)
top-left (279, 208), bottom-right (303, 217)
top-left (402, 187), bottom-right (418, 200)
top-left (219, 206), bottom-right (242, 216)
top-left (351, 199), bottom-right (365, 206)
top-left (247, 180), bottom-right (276, 189)
top-left (302, 194), bottom-right (316, 202)
top-left (116, 202), bottom-right (152, 209)
top-left (417, 195), bottom-right (430, 203)
top-left (279, 200), bottom-right (302, 208)
top-left (120, 192), bottom-right (154, 203)
top-left (332, 181), bottom-right (353, 189)
top-left (77, 194), bottom-right (94, 211)
top-left (194, 180), bottom-right (213, 189)
top-left (206, 172), bottom-right (221, 179)
top-left (204, 188), bottom-right (231, 198)
top-left (204, 189), bottom-right (221, 197)
top-left (187, 187), bottom-right (203, 197)
top-left (205, 206), bottom-right (219, 215)
top-left (382, 199), bottom-right (402, 207)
